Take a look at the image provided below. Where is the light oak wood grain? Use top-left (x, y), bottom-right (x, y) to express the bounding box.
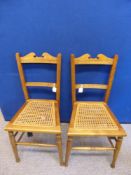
top-left (5, 52), bottom-right (63, 165)
top-left (65, 53), bottom-right (127, 168)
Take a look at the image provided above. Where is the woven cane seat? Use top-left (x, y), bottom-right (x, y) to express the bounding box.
top-left (74, 102), bottom-right (118, 130)
top-left (13, 100), bottom-right (56, 128)
top-left (5, 99), bottom-right (61, 133)
top-left (67, 102), bottom-right (126, 136)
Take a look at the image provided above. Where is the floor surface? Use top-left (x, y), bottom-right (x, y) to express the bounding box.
top-left (0, 112), bottom-right (131, 175)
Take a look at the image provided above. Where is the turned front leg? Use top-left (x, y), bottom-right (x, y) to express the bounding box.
top-left (65, 136), bottom-right (73, 166)
top-left (8, 131), bottom-right (20, 162)
top-left (111, 137), bottom-right (123, 168)
top-left (56, 134), bottom-right (63, 165)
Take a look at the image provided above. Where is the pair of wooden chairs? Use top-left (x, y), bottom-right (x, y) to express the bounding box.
top-left (5, 52), bottom-right (126, 168)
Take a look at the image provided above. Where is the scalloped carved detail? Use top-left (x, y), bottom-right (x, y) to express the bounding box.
top-left (42, 52), bottom-right (56, 60)
top-left (75, 54), bottom-right (113, 65)
top-left (21, 52), bottom-right (36, 59)
top-left (75, 54), bottom-right (91, 61)
top-left (20, 52), bottom-right (57, 64)
top-left (96, 54), bottom-right (113, 61)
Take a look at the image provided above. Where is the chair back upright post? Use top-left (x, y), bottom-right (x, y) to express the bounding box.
top-left (104, 54), bottom-right (118, 103)
top-left (70, 53), bottom-right (118, 105)
top-left (16, 53), bottom-right (29, 101)
top-left (56, 53), bottom-right (61, 107)
top-left (71, 54), bottom-right (76, 106)
top-left (16, 52), bottom-right (61, 103)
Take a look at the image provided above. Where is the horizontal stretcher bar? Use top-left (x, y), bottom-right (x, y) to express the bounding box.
top-left (72, 146), bottom-right (115, 151)
top-left (16, 142), bottom-right (57, 147)
top-left (26, 82), bottom-right (56, 88)
top-left (75, 84), bottom-right (107, 89)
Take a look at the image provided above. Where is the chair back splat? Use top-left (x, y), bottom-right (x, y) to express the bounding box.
top-left (16, 52), bottom-right (61, 106)
top-left (71, 53), bottom-right (118, 105)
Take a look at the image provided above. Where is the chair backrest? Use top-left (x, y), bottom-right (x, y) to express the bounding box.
top-left (16, 52), bottom-right (61, 105)
top-left (71, 53), bottom-right (118, 105)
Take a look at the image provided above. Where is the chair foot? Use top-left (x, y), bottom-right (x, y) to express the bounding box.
top-left (111, 137), bottom-right (123, 168)
top-left (8, 131), bottom-right (20, 162)
top-left (60, 162), bottom-right (64, 166)
top-left (56, 134), bottom-right (63, 166)
top-left (64, 162), bottom-right (69, 167)
top-left (65, 136), bottom-right (72, 166)
top-left (16, 158), bottom-right (20, 163)
top-left (111, 163), bottom-right (115, 168)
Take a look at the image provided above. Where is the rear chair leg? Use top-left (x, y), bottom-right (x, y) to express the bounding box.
top-left (65, 136), bottom-right (72, 166)
top-left (8, 131), bottom-right (20, 162)
top-left (56, 134), bottom-right (63, 165)
top-left (111, 137), bottom-right (123, 168)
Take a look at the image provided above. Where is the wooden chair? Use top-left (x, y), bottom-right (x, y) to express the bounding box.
top-left (65, 54), bottom-right (127, 168)
top-left (5, 52), bottom-right (63, 165)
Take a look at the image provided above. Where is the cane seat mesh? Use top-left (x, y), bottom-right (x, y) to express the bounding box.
top-left (74, 102), bottom-right (118, 130)
top-left (13, 100), bottom-right (56, 128)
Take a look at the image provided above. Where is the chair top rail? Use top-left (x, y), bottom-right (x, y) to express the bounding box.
top-left (19, 52), bottom-right (57, 64)
top-left (74, 54), bottom-right (113, 65)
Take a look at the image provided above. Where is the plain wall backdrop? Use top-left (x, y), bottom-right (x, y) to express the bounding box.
top-left (0, 0), bottom-right (131, 123)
